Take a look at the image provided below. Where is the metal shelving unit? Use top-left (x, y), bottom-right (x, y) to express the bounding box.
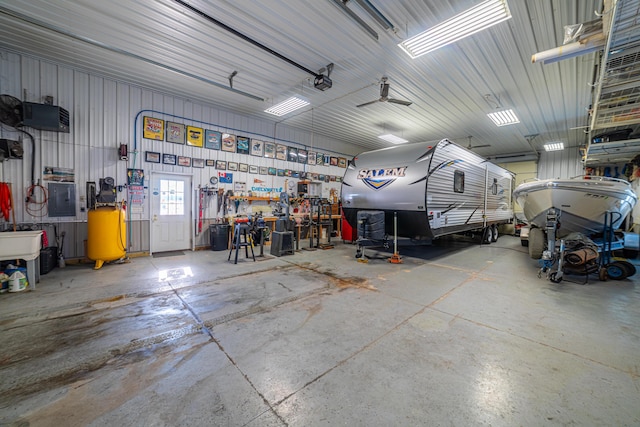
top-left (587, 0), bottom-right (640, 164)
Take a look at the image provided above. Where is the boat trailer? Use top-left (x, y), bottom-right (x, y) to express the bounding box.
top-left (537, 209), bottom-right (635, 283)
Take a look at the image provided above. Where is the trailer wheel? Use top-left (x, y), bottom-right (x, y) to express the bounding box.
top-left (528, 227), bottom-right (545, 259)
top-left (606, 262), bottom-right (628, 280)
top-left (482, 226), bottom-right (493, 244)
top-left (491, 224), bottom-right (499, 242)
top-left (549, 272), bottom-right (562, 283)
top-left (613, 259), bottom-right (636, 277)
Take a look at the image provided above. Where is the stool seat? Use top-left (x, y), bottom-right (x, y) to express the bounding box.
top-left (228, 223), bottom-right (255, 264)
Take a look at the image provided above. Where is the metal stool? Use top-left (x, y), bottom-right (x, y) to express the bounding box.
top-left (228, 222), bottom-right (255, 264)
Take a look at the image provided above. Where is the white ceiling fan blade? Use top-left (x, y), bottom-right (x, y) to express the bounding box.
top-left (356, 99), bottom-right (381, 108)
top-left (387, 98), bottom-right (412, 106)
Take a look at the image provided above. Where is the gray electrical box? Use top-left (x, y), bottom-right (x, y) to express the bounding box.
top-left (48, 183), bottom-right (76, 217)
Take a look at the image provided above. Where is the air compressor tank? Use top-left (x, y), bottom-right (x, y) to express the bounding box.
top-left (87, 205), bottom-right (126, 269)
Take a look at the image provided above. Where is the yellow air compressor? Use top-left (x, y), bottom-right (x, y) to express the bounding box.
top-left (87, 204), bottom-right (126, 269)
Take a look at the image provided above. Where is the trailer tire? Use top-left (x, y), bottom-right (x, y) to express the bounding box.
top-left (482, 226), bottom-right (493, 244)
top-left (528, 227), bottom-right (545, 259)
top-left (606, 262), bottom-right (628, 280)
top-left (491, 224), bottom-right (499, 242)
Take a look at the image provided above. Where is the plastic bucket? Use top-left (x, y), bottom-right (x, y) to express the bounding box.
top-left (6, 267), bottom-right (28, 292)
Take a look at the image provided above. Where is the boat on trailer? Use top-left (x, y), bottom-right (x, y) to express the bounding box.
top-left (513, 175), bottom-right (638, 282)
top-left (513, 176), bottom-right (637, 235)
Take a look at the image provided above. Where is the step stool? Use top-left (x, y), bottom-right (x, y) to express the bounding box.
top-left (228, 222), bottom-right (255, 264)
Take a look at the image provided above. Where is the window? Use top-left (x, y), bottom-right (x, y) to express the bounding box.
top-left (492, 178), bottom-right (498, 195)
top-left (454, 170), bottom-right (464, 193)
top-left (159, 179), bottom-right (185, 215)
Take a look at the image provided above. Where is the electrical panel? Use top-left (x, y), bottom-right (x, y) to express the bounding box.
top-left (48, 183), bottom-right (76, 217)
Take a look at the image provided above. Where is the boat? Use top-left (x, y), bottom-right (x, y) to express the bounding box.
top-left (513, 175), bottom-right (638, 235)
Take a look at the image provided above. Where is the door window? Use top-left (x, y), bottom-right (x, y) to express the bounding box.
top-left (160, 179), bottom-right (185, 215)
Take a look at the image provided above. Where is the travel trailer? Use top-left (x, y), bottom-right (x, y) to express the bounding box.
top-left (341, 138), bottom-right (514, 243)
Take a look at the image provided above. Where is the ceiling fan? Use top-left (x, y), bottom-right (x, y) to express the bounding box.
top-left (465, 135), bottom-right (490, 150)
top-left (356, 77), bottom-right (412, 108)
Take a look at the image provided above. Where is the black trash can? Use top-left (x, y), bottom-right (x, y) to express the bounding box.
top-left (210, 224), bottom-right (229, 251)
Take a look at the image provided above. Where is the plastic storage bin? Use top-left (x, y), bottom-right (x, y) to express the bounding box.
top-left (210, 224), bottom-right (230, 251)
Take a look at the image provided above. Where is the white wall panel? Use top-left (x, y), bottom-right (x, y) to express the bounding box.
top-left (537, 146), bottom-right (584, 180)
top-left (0, 49), bottom-right (354, 255)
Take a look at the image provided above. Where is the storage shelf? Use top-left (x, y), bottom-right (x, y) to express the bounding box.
top-left (585, 137), bottom-right (640, 164)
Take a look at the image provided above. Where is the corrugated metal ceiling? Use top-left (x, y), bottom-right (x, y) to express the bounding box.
top-left (0, 0), bottom-right (624, 157)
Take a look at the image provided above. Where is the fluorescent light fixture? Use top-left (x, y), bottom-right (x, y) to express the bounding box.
top-left (544, 142), bottom-right (564, 152)
top-left (487, 109), bottom-right (520, 126)
top-left (378, 134), bottom-right (409, 144)
top-left (399, 0), bottom-right (512, 58)
top-left (264, 96), bottom-right (310, 116)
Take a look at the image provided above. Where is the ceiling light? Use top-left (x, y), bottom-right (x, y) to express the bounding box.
top-left (264, 96), bottom-right (310, 116)
top-left (378, 134), bottom-right (409, 144)
top-left (398, 0), bottom-right (512, 59)
top-left (544, 142), bottom-right (564, 152)
top-left (487, 109), bottom-right (520, 126)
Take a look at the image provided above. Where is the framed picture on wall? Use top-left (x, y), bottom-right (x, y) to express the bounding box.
top-left (338, 157), bottom-right (347, 168)
top-left (186, 126), bottom-right (204, 147)
top-left (178, 156), bottom-right (191, 167)
top-left (206, 159), bottom-right (216, 167)
top-left (162, 153), bottom-right (177, 165)
top-left (228, 162), bottom-right (238, 171)
top-left (143, 117), bottom-right (164, 140)
top-left (192, 158), bottom-right (205, 168)
top-left (260, 166), bottom-right (269, 175)
top-left (298, 149), bottom-right (308, 164)
top-left (166, 122), bottom-right (185, 144)
top-left (275, 144), bottom-right (287, 160)
top-left (268, 167), bottom-right (276, 175)
top-left (316, 152), bottom-right (324, 165)
top-left (264, 142), bottom-right (276, 158)
top-left (205, 130), bottom-right (222, 150)
top-left (239, 163), bottom-right (248, 172)
top-left (330, 156), bottom-right (338, 166)
top-left (221, 133), bottom-right (237, 152)
top-left (236, 136), bottom-right (250, 155)
top-left (250, 139), bottom-right (264, 156)
top-left (249, 165), bottom-right (259, 174)
top-left (324, 154), bottom-right (331, 165)
top-left (287, 147), bottom-right (298, 162)
top-left (307, 151), bottom-right (316, 165)
top-left (277, 169), bottom-right (285, 176)
top-left (145, 151), bottom-right (161, 163)
top-left (216, 160), bottom-right (226, 170)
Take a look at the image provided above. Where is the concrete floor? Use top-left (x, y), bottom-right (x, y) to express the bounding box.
top-left (1, 235), bottom-right (639, 426)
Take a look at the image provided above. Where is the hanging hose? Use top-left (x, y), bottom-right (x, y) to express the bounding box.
top-left (25, 183), bottom-right (48, 217)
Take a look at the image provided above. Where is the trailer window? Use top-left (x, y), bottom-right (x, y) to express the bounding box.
top-left (492, 178), bottom-right (498, 195)
top-left (454, 170), bottom-right (464, 193)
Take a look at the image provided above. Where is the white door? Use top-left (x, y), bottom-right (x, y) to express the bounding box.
top-left (151, 173), bottom-right (192, 252)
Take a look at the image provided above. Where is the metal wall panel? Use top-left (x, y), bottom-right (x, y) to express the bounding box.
top-left (0, 49), bottom-right (353, 257)
top-left (537, 146), bottom-right (584, 179)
